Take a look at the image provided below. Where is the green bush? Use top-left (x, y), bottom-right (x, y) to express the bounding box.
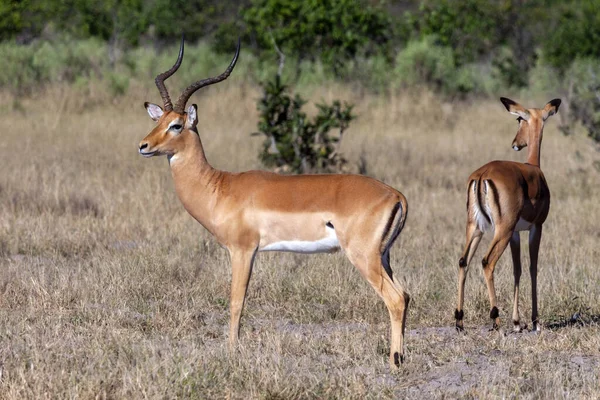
top-left (407, 0), bottom-right (506, 66)
top-left (395, 36), bottom-right (455, 89)
top-left (561, 58), bottom-right (600, 143)
top-left (240, 0), bottom-right (394, 76)
top-left (541, 1), bottom-right (600, 72)
top-left (254, 76), bottom-right (355, 174)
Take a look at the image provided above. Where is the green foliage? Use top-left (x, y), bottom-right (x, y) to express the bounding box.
top-left (395, 36), bottom-right (455, 90)
top-left (562, 58), bottom-right (600, 143)
top-left (0, 0), bottom-right (51, 41)
top-left (0, 37), bottom-right (108, 93)
top-left (407, 0), bottom-right (507, 65)
top-left (541, 0), bottom-right (600, 72)
top-left (394, 36), bottom-right (499, 95)
top-left (254, 76), bottom-right (355, 173)
top-left (241, 0), bottom-right (393, 75)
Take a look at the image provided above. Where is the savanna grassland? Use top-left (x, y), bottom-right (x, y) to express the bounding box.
top-left (0, 80), bottom-right (599, 399)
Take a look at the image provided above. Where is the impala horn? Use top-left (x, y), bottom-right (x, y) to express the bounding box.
top-left (173, 37), bottom-right (241, 114)
top-left (155, 34), bottom-right (185, 111)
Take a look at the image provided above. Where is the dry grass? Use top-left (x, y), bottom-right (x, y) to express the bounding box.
top-left (0, 82), bottom-right (599, 399)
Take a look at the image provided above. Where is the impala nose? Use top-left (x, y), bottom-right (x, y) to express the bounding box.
top-left (139, 142), bottom-right (148, 151)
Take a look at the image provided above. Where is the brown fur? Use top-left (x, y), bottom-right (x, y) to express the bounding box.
top-left (138, 50), bottom-right (410, 368)
top-left (455, 97), bottom-right (560, 332)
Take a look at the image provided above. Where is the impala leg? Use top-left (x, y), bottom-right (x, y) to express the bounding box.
top-left (456, 221), bottom-right (483, 330)
top-left (228, 248), bottom-right (257, 350)
top-left (350, 251), bottom-right (409, 368)
top-left (482, 231), bottom-right (512, 330)
top-left (509, 231), bottom-right (524, 331)
top-left (529, 225), bottom-right (543, 331)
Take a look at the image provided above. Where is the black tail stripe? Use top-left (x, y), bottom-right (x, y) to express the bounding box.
top-left (381, 202), bottom-right (400, 246)
top-left (486, 180), bottom-right (501, 218)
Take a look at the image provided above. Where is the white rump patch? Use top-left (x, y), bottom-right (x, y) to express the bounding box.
top-left (260, 226), bottom-right (340, 254)
top-left (514, 217), bottom-right (533, 232)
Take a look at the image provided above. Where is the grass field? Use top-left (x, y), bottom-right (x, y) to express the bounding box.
top-left (0, 82), bottom-right (599, 398)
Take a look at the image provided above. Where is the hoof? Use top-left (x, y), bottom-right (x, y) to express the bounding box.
top-left (513, 321), bottom-right (527, 332)
top-left (393, 351), bottom-right (403, 367)
top-left (489, 306), bottom-right (499, 320)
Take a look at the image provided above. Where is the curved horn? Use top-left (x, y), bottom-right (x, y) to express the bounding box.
top-left (155, 35), bottom-right (185, 111)
top-left (173, 38), bottom-right (240, 113)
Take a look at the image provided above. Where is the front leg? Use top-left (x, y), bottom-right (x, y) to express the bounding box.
top-left (228, 247), bottom-right (258, 349)
top-left (509, 231), bottom-right (525, 331)
top-left (529, 225), bottom-right (543, 332)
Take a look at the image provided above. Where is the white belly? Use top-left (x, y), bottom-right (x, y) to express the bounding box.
top-left (514, 217), bottom-right (533, 232)
top-left (260, 226), bottom-right (340, 254)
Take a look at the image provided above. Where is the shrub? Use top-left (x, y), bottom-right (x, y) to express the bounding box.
top-left (541, 1), bottom-right (600, 72)
top-left (561, 58), bottom-right (600, 143)
top-left (240, 0), bottom-right (394, 76)
top-left (394, 36), bottom-right (455, 91)
top-left (254, 76), bottom-right (355, 174)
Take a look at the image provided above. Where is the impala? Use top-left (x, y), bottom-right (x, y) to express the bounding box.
top-left (455, 97), bottom-right (561, 332)
top-left (138, 38), bottom-right (410, 367)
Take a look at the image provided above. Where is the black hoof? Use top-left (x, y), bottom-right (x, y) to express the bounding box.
top-left (490, 306), bottom-right (499, 320)
top-left (454, 309), bottom-right (464, 321)
top-left (393, 352), bottom-right (403, 366)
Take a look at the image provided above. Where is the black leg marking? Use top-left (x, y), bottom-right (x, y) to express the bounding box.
top-left (482, 257), bottom-right (488, 267)
top-left (490, 306), bottom-right (499, 320)
top-left (393, 351), bottom-right (403, 366)
top-left (455, 309), bottom-right (464, 321)
top-left (459, 257), bottom-right (467, 268)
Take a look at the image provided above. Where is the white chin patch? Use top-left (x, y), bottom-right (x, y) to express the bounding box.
top-left (260, 226), bottom-right (340, 254)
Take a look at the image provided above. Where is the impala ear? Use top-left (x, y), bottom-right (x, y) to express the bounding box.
top-left (186, 104), bottom-right (198, 129)
top-left (145, 102), bottom-right (164, 122)
top-left (500, 97), bottom-right (530, 121)
top-left (542, 98), bottom-right (561, 121)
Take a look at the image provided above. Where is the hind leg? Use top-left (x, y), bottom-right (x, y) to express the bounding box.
top-left (456, 220), bottom-right (483, 330)
top-left (482, 230), bottom-right (512, 330)
top-left (348, 249), bottom-right (409, 368)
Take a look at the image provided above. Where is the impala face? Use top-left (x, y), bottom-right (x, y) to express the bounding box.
top-left (138, 103), bottom-right (197, 157)
top-left (500, 97), bottom-right (561, 152)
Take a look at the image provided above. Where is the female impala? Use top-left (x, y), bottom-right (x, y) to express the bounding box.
top-left (138, 38), bottom-right (410, 367)
top-left (455, 97), bottom-right (560, 332)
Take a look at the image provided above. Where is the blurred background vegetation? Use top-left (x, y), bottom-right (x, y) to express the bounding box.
top-left (1, 0), bottom-right (599, 142)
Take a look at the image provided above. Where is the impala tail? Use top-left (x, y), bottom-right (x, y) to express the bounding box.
top-left (468, 178), bottom-right (500, 234)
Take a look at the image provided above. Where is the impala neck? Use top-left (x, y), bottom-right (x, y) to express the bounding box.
top-left (526, 128), bottom-right (543, 167)
top-left (526, 138), bottom-right (541, 167)
top-left (168, 130), bottom-right (222, 231)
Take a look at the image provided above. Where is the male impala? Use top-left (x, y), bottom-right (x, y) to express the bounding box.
top-left (138, 38), bottom-right (410, 367)
top-left (455, 97), bottom-right (560, 332)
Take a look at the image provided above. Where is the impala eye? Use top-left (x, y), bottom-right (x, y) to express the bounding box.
top-left (170, 124), bottom-right (182, 131)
